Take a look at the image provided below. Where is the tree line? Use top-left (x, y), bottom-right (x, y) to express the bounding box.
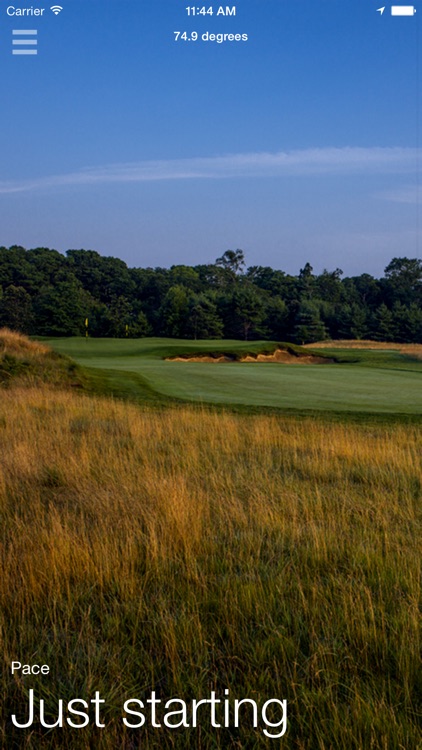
top-left (0, 245), bottom-right (421, 343)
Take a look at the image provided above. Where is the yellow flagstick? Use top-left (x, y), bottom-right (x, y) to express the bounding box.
top-left (125, 324), bottom-right (129, 337)
top-left (85, 318), bottom-right (89, 338)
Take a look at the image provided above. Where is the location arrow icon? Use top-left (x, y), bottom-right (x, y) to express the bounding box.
top-left (377, 6), bottom-right (385, 13)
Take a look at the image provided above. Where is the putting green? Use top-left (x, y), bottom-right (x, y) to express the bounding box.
top-left (46, 337), bottom-right (422, 415)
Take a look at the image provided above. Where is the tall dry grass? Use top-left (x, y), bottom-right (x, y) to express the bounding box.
top-left (0, 328), bottom-right (82, 389)
top-left (0, 328), bottom-right (50, 357)
top-left (0, 386), bottom-right (420, 748)
top-left (307, 339), bottom-right (422, 358)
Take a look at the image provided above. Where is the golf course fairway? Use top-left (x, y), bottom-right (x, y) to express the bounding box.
top-left (45, 338), bottom-right (422, 415)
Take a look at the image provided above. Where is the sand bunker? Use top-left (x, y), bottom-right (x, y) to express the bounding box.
top-left (240, 350), bottom-right (331, 364)
top-left (167, 349), bottom-right (332, 364)
top-left (170, 355), bottom-right (233, 363)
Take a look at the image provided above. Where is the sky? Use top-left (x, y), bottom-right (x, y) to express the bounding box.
top-left (0, 0), bottom-right (420, 276)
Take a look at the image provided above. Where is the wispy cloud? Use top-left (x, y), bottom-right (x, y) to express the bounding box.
top-left (0, 146), bottom-right (419, 194)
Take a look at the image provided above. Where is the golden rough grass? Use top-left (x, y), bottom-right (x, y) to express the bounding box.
top-left (307, 339), bottom-right (422, 357)
top-left (0, 328), bottom-right (50, 357)
top-left (0, 329), bottom-right (82, 390)
top-left (0, 387), bottom-right (421, 748)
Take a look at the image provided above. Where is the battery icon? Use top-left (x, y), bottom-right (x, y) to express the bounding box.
top-left (391, 5), bottom-right (416, 14)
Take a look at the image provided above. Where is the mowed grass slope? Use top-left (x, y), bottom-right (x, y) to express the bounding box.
top-left (1, 385), bottom-right (421, 749)
top-left (46, 337), bottom-right (422, 415)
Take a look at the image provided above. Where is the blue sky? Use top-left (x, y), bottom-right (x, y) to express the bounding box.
top-left (0, 0), bottom-right (420, 275)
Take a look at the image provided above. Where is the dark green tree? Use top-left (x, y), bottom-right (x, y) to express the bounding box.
top-left (108, 295), bottom-right (134, 337)
top-left (315, 268), bottom-right (344, 305)
top-left (0, 246), bottom-right (33, 290)
top-left (67, 249), bottom-right (135, 303)
top-left (370, 304), bottom-right (395, 341)
top-left (131, 311), bottom-right (152, 338)
top-left (349, 273), bottom-right (381, 309)
top-left (131, 267), bottom-right (170, 332)
top-left (294, 301), bottom-right (328, 344)
top-left (392, 302), bottom-right (422, 342)
top-left (159, 285), bottom-right (190, 338)
top-left (33, 281), bottom-right (89, 336)
top-left (186, 293), bottom-right (223, 339)
top-left (215, 250), bottom-right (245, 287)
top-left (0, 285), bottom-right (33, 333)
top-left (169, 265), bottom-right (202, 293)
top-left (336, 304), bottom-right (367, 340)
top-left (263, 296), bottom-right (289, 340)
top-left (298, 262), bottom-right (315, 301)
top-left (232, 283), bottom-right (266, 340)
top-left (384, 257), bottom-right (422, 305)
top-left (26, 247), bottom-right (68, 289)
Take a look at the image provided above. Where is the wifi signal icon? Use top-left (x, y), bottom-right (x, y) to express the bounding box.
top-left (50, 5), bottom-right (63, 14)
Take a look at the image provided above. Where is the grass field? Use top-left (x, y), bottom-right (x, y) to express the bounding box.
top-left (1, 388), bottom-right (421, 749)
top-left (45, 337), bottom-right (422, 416)
top-left (1, 331), bottom-right (421, 749)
